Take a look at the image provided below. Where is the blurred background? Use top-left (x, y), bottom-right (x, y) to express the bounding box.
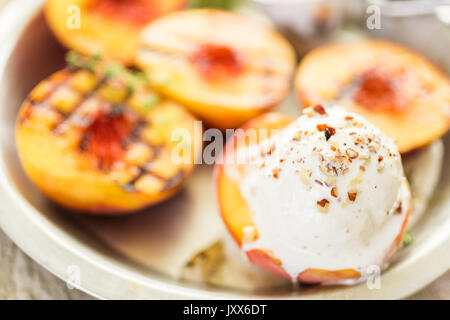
top-left (0, 0), bottom-right (449, 299)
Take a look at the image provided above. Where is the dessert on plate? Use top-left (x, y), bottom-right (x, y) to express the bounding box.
top-left (85, 131), bottom-right (442, 290)
top-left (11, 3), bottom-right (448, 292)
top-left (215, 105), bottom-right (411, 284)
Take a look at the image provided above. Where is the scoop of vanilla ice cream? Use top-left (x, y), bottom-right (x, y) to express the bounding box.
top-left (233, 106), bottom-right (411, 283)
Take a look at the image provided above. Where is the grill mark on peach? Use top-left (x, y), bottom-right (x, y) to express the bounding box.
top-left (47, 71), bottom-right (143, 165)
top-left (121, 166), bottom-right (182, 193)
top-left (117, 143), bottom-right (164, 191)
top-left (23, 68), bottom-right (185, 192)
top-left (162, 171), bottom-right (184, 192)
top-left (139, 45), bottom-right (185, 61)
top-left (140, 45), bottom-right (283, 78)
top-left (260, 63), bottom-right (277, 98)
top-left (88, 110), bottom-right (148, 153)
top-left (122, 166), bottom-right (147, 192)
top-left (79, 132), bottom-right (90, 152)
top-left (52, 71), bottom-right (108, 134)
top-left (333, 78), bottom-right (363, 103)
top-left (124, 119), bottom-right (149, 146)
top-left (30, 71), bottom-right (73, 104)
top-left (19, 72), bottom-right (73, 125)
top-left (141, 48), bottom-right (288, 110)
top-left (83, 111), bottom-right (137, 168)
top-left (17, 102), bottom-right (34, 126)
top-left (112, 142), bottom-right (171, 191)
top-left (29, 69), bottom-right (145, 170)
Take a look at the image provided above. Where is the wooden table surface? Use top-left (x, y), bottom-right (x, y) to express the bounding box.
top-left (0, 0), bottom-right (448, 300)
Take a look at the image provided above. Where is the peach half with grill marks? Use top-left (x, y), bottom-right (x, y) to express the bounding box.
top-left (16, 55), bottom-right (201, 214)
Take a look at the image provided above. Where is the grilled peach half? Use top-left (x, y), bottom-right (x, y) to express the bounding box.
top-left (136, 9), bottom-right (296, 130)
top-left (16, 56), bottom-right (201, 214)
top-left (45, 0), bottom-right (185, 64)
top-left (214, 112), bottom-right (410, 283)
top-left (295, 39), bottom-right (450, 153)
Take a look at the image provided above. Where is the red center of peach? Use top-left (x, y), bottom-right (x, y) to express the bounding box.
top-left (190, 44), bottom-right (244, 81)
top-left (89, 0), bottom-right (160, 26)
top-left (354, 69), bottom-right (403, 112)
top-left (85, 111), bottom-right (133, 167)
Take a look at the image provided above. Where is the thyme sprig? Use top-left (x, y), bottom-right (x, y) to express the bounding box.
top-left (65, 50), bottom-right (150, 95)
